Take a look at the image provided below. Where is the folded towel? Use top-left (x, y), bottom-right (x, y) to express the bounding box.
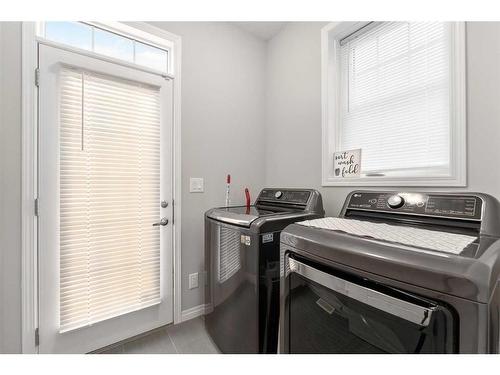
top-left (297, 217), bottom-right (476, 255)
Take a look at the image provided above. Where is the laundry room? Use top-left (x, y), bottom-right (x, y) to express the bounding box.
top-left (1, 0), bottom-right (500, 373)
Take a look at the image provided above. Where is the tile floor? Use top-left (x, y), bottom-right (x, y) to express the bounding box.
top-left (99, 317), bottom-right (220, 354)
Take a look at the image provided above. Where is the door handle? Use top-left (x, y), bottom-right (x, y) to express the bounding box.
top-left (153, 217), bottom-right (169, 226)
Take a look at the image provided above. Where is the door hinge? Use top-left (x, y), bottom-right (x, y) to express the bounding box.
top-left (34, 198), bottom-right (39, 217)
top-left (35, 328), bottom-right (40, 346)
top-left (35, 68), bottom-right (40, 87)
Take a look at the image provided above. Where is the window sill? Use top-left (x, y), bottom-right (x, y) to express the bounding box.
top-left (322, 175), bottom-right (466, 187)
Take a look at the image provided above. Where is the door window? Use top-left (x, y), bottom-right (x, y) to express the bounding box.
top-left (59, 68), bottom-right (162, 332)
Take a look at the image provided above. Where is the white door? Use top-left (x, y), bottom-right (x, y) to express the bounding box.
top-left (38, 43), bottom-right (174, 354)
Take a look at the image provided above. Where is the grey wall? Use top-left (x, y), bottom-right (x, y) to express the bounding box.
top-left (265, 22), bottom-right (500, 217)
top-left (144, 22), bottom-right (268, 310)
top-left (0, 21), bottom-right (23, 353)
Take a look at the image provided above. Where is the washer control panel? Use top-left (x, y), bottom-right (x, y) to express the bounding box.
top-left (346, 192), bottom-right (482, 220)
top-left (258, 189), bottom-right (311, 205)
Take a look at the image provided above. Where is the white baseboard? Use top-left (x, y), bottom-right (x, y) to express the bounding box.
top-left (180, 303), bottom-right (213, 323)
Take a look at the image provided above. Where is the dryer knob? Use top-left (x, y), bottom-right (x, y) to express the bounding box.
top-left (387, 195), bottom-right (405, 209)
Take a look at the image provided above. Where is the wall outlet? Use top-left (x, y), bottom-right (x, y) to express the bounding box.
top-left (188, 272), bottom-right (199, 289)
top-left (189, 177), bottom-right (204, 193)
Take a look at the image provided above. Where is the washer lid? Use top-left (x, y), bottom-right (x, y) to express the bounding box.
top-left (206, 206), bottom-right (281, 227)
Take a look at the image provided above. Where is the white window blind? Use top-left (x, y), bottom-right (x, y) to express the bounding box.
top-left (339, 22), bottom-right (451, 175)
top-left (59, 68), bottom-right (161, 332)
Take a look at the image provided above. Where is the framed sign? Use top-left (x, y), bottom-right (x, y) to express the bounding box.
top-left (334, 149), bottom-right (361, 178)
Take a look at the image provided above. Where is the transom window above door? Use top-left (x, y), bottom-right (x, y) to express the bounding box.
top-left (321, 22), bottom-right (466, 186)
top-left (38, 22), bottom-right (171, 74)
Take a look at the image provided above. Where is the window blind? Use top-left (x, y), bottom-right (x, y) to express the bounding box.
top-left (339, 22), bottom-right (451, 175)
top-left (59, 68), bottom-right (161, 332)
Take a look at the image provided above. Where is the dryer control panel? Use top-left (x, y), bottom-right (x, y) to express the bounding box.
top-left (346, 191), bottom-right (482, 220)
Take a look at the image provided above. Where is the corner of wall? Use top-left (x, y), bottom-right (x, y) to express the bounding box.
top-left (0, 21), bottom-right (23, 353)
top-left (0, 19), bottom-right (4, 355)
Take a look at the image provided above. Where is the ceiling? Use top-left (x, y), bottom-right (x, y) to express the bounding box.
top-left (231, 22), bottom-right (287, 41)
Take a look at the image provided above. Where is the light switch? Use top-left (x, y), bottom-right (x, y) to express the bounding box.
top-left (189, 273), bottom-right (199, 289)
top-left (189, 177), bottom-right (204, 193)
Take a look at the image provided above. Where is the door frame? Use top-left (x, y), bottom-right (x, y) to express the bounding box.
top-left (21, 21), bottom-right (183, 353)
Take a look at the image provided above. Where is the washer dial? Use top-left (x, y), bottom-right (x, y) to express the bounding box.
top-left (387, 195), bottom-right (405, 209)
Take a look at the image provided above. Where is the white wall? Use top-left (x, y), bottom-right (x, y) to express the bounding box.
top-left (149, 22), bottom-right (267, 310)
top-left (0, 21), bottom-right (23, 353)
top-left (265, 22), bottom-right (500, 217)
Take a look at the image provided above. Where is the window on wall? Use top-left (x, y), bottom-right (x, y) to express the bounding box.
top-left (321, 22), bottom-right (466, 186)
top-left (42, 22), bottom-right (169, 74)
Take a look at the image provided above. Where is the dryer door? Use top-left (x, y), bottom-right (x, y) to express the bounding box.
top-left (282, 254), bottom-right (457, 354)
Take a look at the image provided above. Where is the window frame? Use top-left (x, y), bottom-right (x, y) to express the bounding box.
top-left (321, 21), bottom-right (467, 187)
top-left (35, 21), bottom-right (175, 77)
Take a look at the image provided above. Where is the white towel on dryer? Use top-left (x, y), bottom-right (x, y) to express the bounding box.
top-left (297, 217), bottom-right (476, 255)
